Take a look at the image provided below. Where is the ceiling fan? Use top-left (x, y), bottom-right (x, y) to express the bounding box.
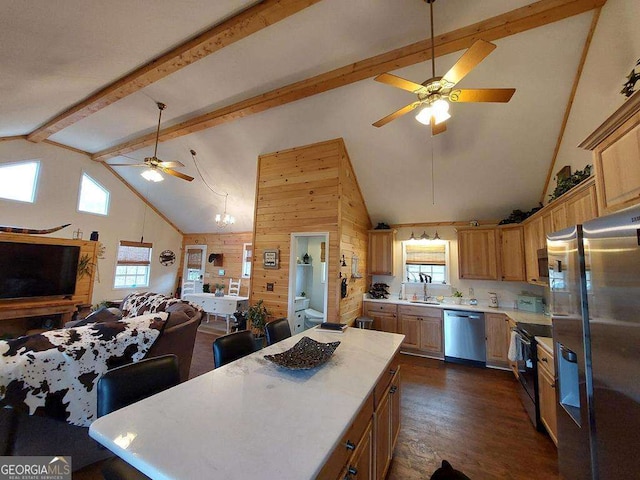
top-left (108, 102), bottom-right (194, 182)
top-left (373, 0), bottom-right (515, 135)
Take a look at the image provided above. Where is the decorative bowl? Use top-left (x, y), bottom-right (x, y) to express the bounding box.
top-left (264, 336), bottom-right (340, 370)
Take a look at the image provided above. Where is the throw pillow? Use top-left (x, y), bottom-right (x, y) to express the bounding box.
top-left (64, 307), bottom-right (121, 329)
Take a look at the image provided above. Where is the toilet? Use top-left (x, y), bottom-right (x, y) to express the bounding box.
top-left (304, 308), bottom-right (325, 329)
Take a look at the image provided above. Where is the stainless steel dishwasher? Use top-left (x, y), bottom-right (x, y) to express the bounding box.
top-left (443, 310), bottom-right (486, 366)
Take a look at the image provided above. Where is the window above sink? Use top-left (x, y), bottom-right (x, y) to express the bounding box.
top-left (402, 240), bottom-right (450, 285)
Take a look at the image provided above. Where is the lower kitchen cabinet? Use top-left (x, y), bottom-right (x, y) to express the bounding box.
top-left (374, 367), bottom-right (401, 480)
top-left (397, 305), bottom-right (443, 358)
top-left (537, 342), bottom-right (558, 446)
top-left (364, 302), bottom-right (398, 333)
top-left (485, 313), bottom-right (510, 368)
top-left (340, 422), bottom-right (373, 480)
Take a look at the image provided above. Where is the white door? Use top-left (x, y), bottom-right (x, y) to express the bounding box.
top-left (182, 245), bottom-right (207, 297)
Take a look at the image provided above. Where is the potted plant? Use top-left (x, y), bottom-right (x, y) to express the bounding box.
top-left (247, 299), bottom-right (270, 349)
top-left (452, 291), bottom-right (463, 305)
top-left (214, 283), bottom-right (225, 297)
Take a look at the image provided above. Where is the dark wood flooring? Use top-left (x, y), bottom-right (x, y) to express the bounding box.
top-left (78, 331), bottom-right (558, 479)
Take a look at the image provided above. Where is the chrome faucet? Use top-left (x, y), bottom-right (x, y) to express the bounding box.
top-left (423, 282), bottom-right (429, 301)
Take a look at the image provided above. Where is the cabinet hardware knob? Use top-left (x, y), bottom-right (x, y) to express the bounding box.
top-left (345, 440), bottom-right (356, 451)
top-left (348, 467), bottom-right (358, 475)
top-left (389, 369), bottom-right (397, 375)
top-left (390, 386), bottom-right (398, 394)
top-left (541, 357), bottom-right (548, 362)
top-left (551, 382), bottom-right (556, 388)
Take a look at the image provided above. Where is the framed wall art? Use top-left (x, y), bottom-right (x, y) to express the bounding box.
top-left (263, 249), bottom-right (279, 269)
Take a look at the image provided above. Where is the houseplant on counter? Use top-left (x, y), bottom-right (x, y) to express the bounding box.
top-left (452, 291), bottom-right (463, 305)
top-left (248, 299), bottom-right (270, 349)
top-left (213, 283), bottom-right (225, 297)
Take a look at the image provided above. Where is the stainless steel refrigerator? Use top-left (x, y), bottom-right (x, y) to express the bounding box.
top-left (548, 204), bottom-right (640, 479)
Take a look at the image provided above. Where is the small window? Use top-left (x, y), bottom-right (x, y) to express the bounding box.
top-left (114, 241), bottom-right (152, 288)
top-left (403, 240), bottom-right (450, 284)
top-left (0, 160), bottom-right (40, 203)
top-left (242, 243), bottom-right (252, 278)
top-left (78, 173), bottom-right (110, 215)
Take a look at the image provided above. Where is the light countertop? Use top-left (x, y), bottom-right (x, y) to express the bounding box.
top-left (90, 327), bottom-right (404, 480)
top-left (536, 336), bottom-right (554, 353)
top-left (364, 297), bottom-right (551, 325)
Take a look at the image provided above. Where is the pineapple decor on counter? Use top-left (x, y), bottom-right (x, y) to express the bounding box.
top-left (368, 283), bottom-right (390, 299)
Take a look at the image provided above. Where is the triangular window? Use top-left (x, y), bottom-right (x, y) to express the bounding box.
top-left (78, 173), bottom-right (110, 215)
top-left (0, 160), bottom-right (40, 203)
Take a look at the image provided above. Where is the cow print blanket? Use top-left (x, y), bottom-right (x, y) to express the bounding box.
top-left (0, 312), bottom-right (167, 427)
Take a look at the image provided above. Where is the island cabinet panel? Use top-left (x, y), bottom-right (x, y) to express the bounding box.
top-left (537, 343), bottom-right (558, 446)
top-left (339, 422), bottom-right (373, 480)
top-left (397, 305), bottom-right (443, 358)
top-left (485, 313), bottom-right (510, 368)
top-left (368, 230), bottom-right (395, 275)
top-left (457, 228), bottom-right (499, 280)
top-left (364, 302), bottom-right (397, 333)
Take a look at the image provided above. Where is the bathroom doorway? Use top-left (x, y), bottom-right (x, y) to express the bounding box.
top-left (288, 233), bottom-right (329, 334)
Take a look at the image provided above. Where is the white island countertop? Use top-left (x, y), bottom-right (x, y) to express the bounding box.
top-left (364, 297), bottom-right (551, 325)
top-left (90, 327), bottom-right (404, 480)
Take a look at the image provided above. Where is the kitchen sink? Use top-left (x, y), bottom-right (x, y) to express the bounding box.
top-left (409, 300), bottom-right (440, 305)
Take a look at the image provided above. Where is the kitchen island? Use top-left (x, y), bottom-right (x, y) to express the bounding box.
top-left (90, 327), bottom-right (404, 480)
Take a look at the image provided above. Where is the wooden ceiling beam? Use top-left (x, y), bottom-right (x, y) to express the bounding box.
top-left (91, 0), bottom-right (606, 162)
top-left (26, 0), bottom-right (323, 143)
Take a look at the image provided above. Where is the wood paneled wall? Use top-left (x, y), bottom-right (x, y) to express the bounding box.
top-left (181, 232), bottom-right (252, 297)
top-left (251, 138), bottom-right (371, 324)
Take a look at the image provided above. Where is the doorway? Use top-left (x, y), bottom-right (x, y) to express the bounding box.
top-left (181, 244), bottom-right (207, 297)
top-left (288, 233), bottom-right (329, 334)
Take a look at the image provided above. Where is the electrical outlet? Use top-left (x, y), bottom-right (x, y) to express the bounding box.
top-left (266, 283), bottom-right (274, 292)
top-left (469, 287), bottom-right (474, 297)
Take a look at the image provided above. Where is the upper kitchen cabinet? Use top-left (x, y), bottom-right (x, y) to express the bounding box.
top-left (580, 91), bottom-right (640, 215)
top-left (498, 225), bottom-right (526, 282)
top-left (458, 226), bottom-right (525, 282)
top-left (369, 230), bottom-right (396, 276)
top-left (457, 228), bottom-right (499, 280)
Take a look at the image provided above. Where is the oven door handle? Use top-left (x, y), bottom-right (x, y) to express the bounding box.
top-left (515, 332), bottom-right (531, 346)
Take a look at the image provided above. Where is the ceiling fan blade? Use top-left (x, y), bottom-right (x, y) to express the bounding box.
top-left (374, 73), bottom-right (427, 94)
top-left (160, 167), bottom-right (194, 182)
top-left (449, 88), bottom-right (515, 103)
top-left (373, 102), bottom-right (420, 127)
top-left (441, 40), bottom-right (496, 87)
top-left (107, 163), bottom-right (147, 167)
top-left (431, 118), bottom-right (447, 136)
top-left (157, 160), bottom-right (185, 168)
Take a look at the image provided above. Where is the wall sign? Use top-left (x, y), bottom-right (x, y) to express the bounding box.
top-left (263, 249), bottom-right (279, 269)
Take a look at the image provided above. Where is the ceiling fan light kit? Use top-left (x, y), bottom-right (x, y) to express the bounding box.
top-left (373, 0), bottom-right (515, 135)
top-left (141, 168), bottom-right (163, 182)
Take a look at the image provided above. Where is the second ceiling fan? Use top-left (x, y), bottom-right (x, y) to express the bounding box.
top-left (108, 102), bottom-right (194, 182)
top-left (373, 0), bottom-right (515, 135)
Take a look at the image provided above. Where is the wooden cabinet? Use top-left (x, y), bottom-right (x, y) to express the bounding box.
top-left (340, 422), bottom-right (373, 480)
top-left (457, 228), bottom-right (499, 280)
top-left (368, 230), bottom-right (396, 276)
top-left (498, 225), bottom-right (526, 282)
top-left (397, 305), bottom-right (443, 358)
top-left (485, 313), bottom-right (510, 368)
top-left (374, 366), bottom-right (400, 480)
top-left (458, 226), bottom-right (525, 283)
top-left (580, 92), bottom-right (640, 214)
top-left (537, 342), bottom-right (557, 446)
top-left (364, 302), bottom-right (397, 333)
top-left (522, 177), bottom-right (597, 286)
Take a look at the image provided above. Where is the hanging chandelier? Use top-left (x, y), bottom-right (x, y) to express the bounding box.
top-left (215, 193), bottom-right (235, 228)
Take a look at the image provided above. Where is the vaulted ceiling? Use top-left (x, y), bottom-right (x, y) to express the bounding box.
top-left (1, 0), bottom-right (605, 233)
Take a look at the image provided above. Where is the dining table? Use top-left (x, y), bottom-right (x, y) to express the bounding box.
top-left (89, 326), bottom-right (404, 479)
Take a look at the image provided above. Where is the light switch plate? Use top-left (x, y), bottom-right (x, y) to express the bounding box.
top-left (218, 269), bottom-right (225, 275)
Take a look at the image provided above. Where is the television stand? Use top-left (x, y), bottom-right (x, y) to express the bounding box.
top-left (0, 299), bottom-right (77, 338)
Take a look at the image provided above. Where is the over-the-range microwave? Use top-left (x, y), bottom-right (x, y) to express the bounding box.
top-left (537, 248), bottom-right (549, 280)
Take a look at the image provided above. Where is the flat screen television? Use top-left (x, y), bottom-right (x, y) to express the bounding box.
top-left (0, 241), bottom-right (81, 300)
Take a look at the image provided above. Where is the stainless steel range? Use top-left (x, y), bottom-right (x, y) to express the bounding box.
top-left (513, 322), bottom-right (552, 430)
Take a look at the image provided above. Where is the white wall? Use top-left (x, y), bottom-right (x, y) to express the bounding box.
top-left (545, 0), bottom-right (640, 200)
top-left (0, 139), bottom-right (183, 304)
top-left (372, 226), bottom-right (545, 309)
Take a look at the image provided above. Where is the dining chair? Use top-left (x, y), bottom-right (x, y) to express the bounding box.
top-left (213, 330), bottom-right (255, 368)
top-left (228, 278), bottom-right (241, 296)
top-left (97, 355), bottom-right (181, 480)
top-left (265, 318), bottom-right (292, 346)
top-left (181, 280), bottom-right (196, 299)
